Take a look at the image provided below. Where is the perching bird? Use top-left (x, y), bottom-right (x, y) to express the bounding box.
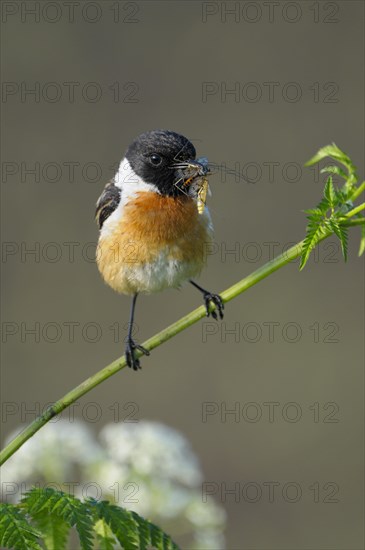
top-left (95, 130), bottom-right (224, 370)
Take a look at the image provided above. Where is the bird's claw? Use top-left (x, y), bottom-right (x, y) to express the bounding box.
top-left (125, 339), bottom-right (150, 371)
top-left (203, 292), bottom-right (224, 320)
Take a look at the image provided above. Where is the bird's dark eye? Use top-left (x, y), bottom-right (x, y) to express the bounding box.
top-left (150, 153), bottom-right (162, 166)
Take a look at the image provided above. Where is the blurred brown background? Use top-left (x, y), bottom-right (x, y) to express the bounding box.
top-left (1, 1), bottom-right (364, 548)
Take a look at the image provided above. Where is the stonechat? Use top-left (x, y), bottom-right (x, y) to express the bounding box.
top-left (96, 130), bottom-right (224, 370)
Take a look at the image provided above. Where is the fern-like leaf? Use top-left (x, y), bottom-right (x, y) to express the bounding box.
top-left (305, 143), bottom-right (354, 172)
top-left (320, 165), bottom-right (347, 180)
top-left (329, 219), bottom-right (348, 261)
top-left (93, 518), bottom-right (117, 550)
top-left (31, 509), bottom-right (69, 550)
top-left (0, 504), bottom-right (42, 550)
top-left (300, 219), bottom-right (328, 270)
top-left (303, 208), bottom-right (324, 219)
top-left (323, 176), bottom-right (337, 209)
top-left (22, 488), bottom-right (94, 550)
top-left (131, 511), bottom-right (178, 550)
top-left (89, 499), bottom-right (180, 550)
top-left (305, 143), bottom-right (357, 197)
top-left (90, 500), bottom-right (140, 549)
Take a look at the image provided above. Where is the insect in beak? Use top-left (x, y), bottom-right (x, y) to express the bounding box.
top-left (172, 158), bottom-right (211, 214)
top-left (183, 159), bottom-right (210, 215)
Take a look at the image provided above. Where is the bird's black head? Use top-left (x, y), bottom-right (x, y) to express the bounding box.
top-left (125, 129), bottom-right (206, 196)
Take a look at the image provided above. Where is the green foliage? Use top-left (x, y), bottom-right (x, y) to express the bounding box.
top-left (301, 144), bottom-right (364, 269)
top-left (22, 488), bottom-right (94, 550)
top-left (305, 142), bottom-right (357, 193)
top-left (0, 488), bottom-right (180, 550)
top-left (89, 498), bottom-right (179, 550)
top-left (0, 504), bottom-right (42, 550)
top-left (93, 519), bottom-right (117, 550)
top-left (30, 510), bottom-right (69, 550)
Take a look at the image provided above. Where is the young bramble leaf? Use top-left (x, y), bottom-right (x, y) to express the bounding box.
top-left (0, 504), bottom-right (42, 550)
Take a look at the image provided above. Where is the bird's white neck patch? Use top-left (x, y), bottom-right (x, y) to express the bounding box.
top-left (98, 157), bottom-right (160, 236)
top-left (114, 157), bottom-right (159, 196)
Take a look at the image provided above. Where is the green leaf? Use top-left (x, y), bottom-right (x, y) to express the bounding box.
top-left (305, 143), bottom-right (357, 197)
top-left (303, 208), bottom-right (324, 219)
top-left (0, 504), bottom-right (42, 550)
top-left (316, 197), bottom-right (330, 214)
top-left (329, 219), bottom-right (348, 261)
top-left (90, 500), bottom-right (140, 549)
top-left (131, 511), bottom-right (178, 550)
top-left (89, 499), bottom-right (180, 550)
top-left (22, 488), bottom-right (94, 550)
top-left (300, 219), bottom-right (328, 270)
top-left (305, 143), bottom-right (352, 167)
top-left (93, 519), bottom-right (117, 550)
top-left (320, 165), bottom-right (347, 180)
top-left (31, 510), bottom-right (69, 550)
top-left (323, 176), bottom-right (336, 208)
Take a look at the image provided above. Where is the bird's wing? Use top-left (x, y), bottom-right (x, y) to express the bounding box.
top-left (95, 180), bottom-right (121, 229)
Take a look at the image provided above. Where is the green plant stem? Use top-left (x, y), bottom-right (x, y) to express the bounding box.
top-left (342, 218), bottom-right (365, 227)
top-left (0, 204), bottom-right (363, 467)
top-left (349, 181), bottom-right (365, 202)
top-left (341, 202), bottom-right (364, 218)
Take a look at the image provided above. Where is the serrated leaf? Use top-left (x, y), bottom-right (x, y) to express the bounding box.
top-left (320, 165), bottom-right (347, 180)
top-left (22, 488), bottom-right (94, 550)
top-left (305, 143), bottom-right (357, 195)
top-left (0, 504), bottom-right (42, 550)
top-left (91, 500), bottom-right (140, 549)
top-left (93, 519), bottom-right (117, 550)
top-left (89, 499), bottom-right (180, 550)
top-left (329, 219), bottom-right (348, 261)
top-left (316, 196), bottom-right (330, 214)
top-left (132, 512), bottom-right (178, 550)
top-left (300, 220), bottom-right (328, 270)
top-left (323, 176), bottom-right (336, 208)
top-left (305, 143), bottom-right (351, 167)
top-left (31, 510), bottom-right (69, 550)
top-left (303, 208), bottom-right (324, 219)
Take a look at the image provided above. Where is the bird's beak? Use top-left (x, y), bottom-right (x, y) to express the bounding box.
top-left (186, 158), bottom-right (210, 177)
top-left (175, 158), bottom-right (209, 181)
top-left (172, 157), bottom-right (210, 190)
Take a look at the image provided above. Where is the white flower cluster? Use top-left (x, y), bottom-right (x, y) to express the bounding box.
top-left (1, 420), bottom-right (226, 549)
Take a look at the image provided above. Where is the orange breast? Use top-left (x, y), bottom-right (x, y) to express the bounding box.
top-left (96, 191), bottom-right (212, 294)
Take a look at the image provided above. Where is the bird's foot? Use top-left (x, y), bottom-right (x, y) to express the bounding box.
top-left (125, 338), bottom-right (150, 371)
top-left (203, 292), bottom-right (224, 320)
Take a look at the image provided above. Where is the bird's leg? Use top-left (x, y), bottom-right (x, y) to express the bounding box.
top-left (125, 293), bottom-right (150, 370)
top-left (190, 280), bottom-right (224, 320)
